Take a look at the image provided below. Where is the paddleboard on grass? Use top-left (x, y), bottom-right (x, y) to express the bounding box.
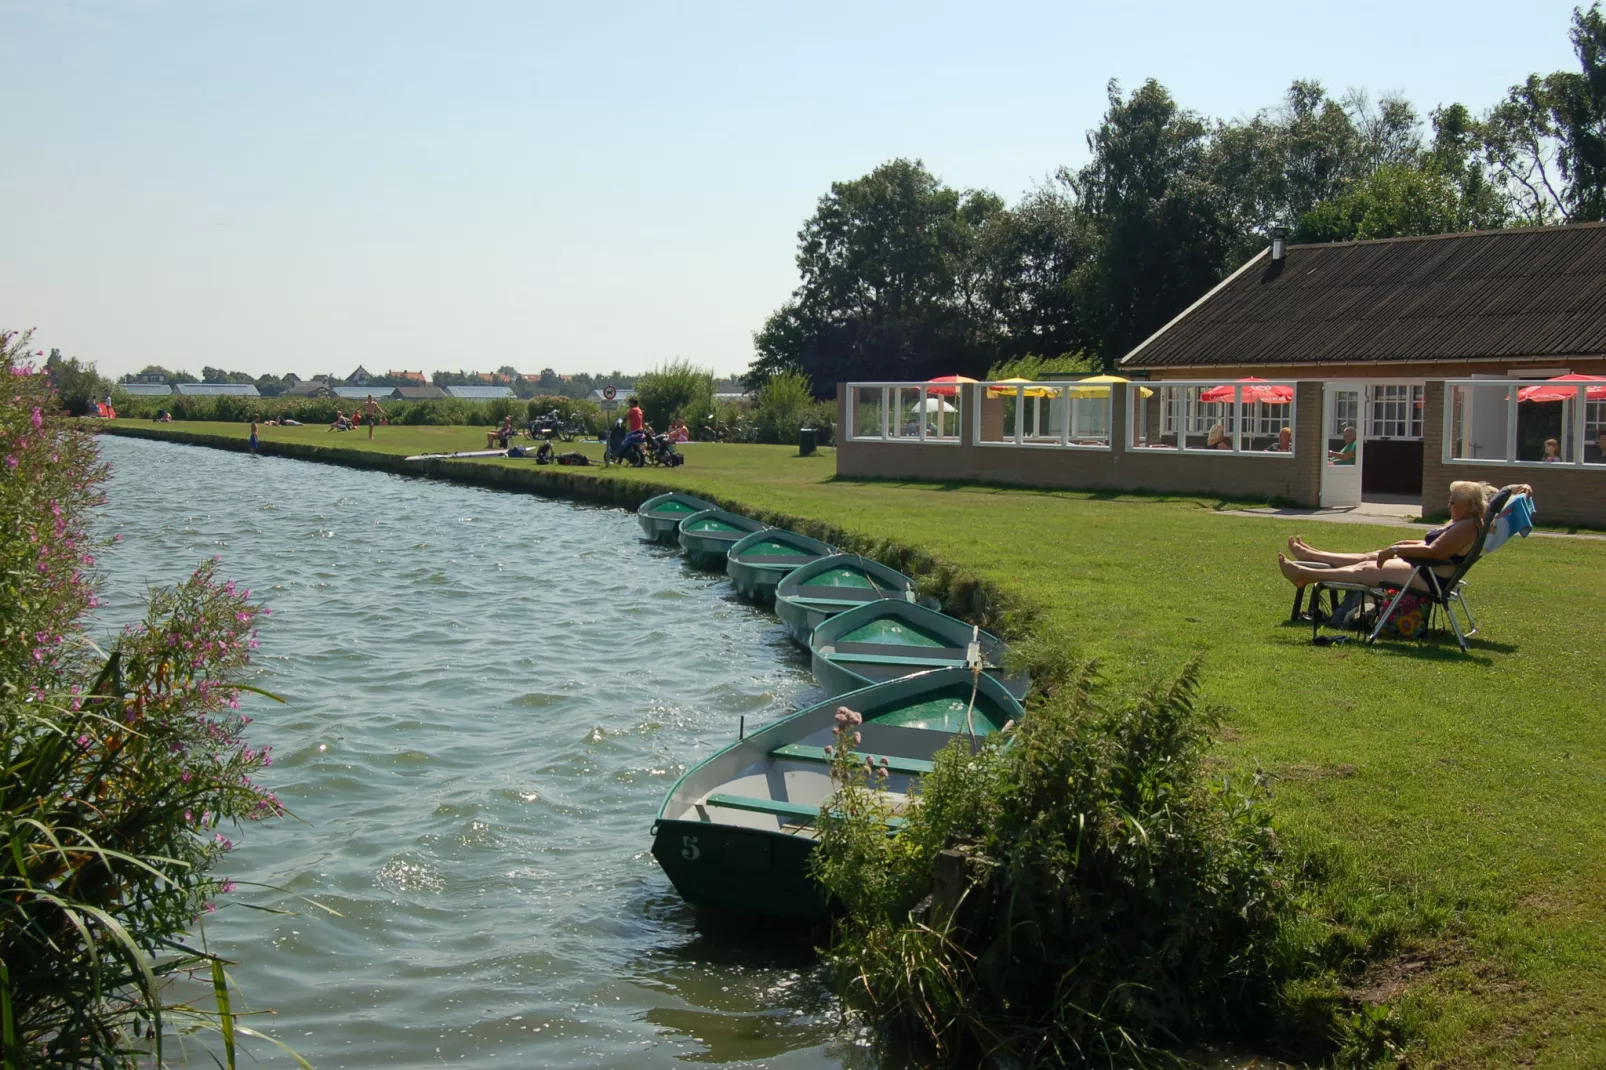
top-left (404, 449), bottom-right (510, 461)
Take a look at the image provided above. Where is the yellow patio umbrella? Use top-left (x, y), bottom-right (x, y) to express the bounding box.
top-left (986, 377), bottom-right (1061, 398)
top-left (1063, 374), bottom-right (1153, 399)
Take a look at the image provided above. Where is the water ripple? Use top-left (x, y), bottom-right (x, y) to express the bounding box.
top-left (94, 437), bottom-right (851, 1069)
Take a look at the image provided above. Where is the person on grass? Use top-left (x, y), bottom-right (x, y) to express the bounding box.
top-left (486, 415), bottom-right (516, 449)
top-left (1329, 426), bottom-right (1357, 464)
top-left (1277, 481), bottom-right (1532, 592)
top-left (361, 394), bottom-right (385, 440)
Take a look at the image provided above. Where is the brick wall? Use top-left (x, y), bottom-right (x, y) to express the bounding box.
top-left (1419, 380), bottom-right (1606, 528)
top-left (838, 382), bottom-right (1324, 505)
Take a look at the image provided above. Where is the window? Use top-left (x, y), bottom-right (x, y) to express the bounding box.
top-left (1367, 385), bottom-right (1424, 438)
top-left (1330, 392), bottom-right (1359, 436)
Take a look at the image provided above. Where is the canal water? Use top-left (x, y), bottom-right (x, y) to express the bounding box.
top-left (95, 436), bottom-right (867, 1069)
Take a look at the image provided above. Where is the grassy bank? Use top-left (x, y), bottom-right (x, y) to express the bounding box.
top-left (105, 421), bottom-right (1606, 1067)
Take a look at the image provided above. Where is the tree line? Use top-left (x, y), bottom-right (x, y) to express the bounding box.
top-left (747, 4), bottom-right (1606, 390)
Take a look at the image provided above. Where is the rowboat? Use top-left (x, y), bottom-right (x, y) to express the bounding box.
top-left (809, 600), bottom-right (1027, 700)
top-left (773, 554), bottom-right (919, 646)
top-left (677, 509), bottom-right (768, 569)
top-left (725, 528), bottom-right (835, 603)
top-left (651, 668), bottom-right (1023, 922)
top-left (636, 492), bottom-right (718, 545)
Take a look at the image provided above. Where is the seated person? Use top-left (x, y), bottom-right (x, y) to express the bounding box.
top-left (534, 441), bottom-right (555, 464)
top-left (1329, 426), bottom-right (1357, 464)
top-left (1277, 481), bottom-right (1532, 592)
top-left (1206, 424), bottom-right (1232, 450)
top-left (1541, 437), bottom-right (1562, 463)
top-left (1265, 426), bottom-right (1292, 452)
top-left (155, 410), bottom-right (173, 423)
top-left (1590, 429), bottom-right (1606, 464)
top-left (329, 411), bottom-right (352, 431)
top-left (667, 418), bottom-right (689, 443)
top-left (486, 415), bottom-right (516, 449)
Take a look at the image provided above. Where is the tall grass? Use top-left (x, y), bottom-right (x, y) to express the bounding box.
top-left (2, 329), bottom-right (293, 1067)
top-left (811, 654), bottom-right (1304, 1066)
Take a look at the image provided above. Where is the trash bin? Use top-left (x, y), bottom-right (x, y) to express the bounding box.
top-left (798, 427), bottom-right (818, 457)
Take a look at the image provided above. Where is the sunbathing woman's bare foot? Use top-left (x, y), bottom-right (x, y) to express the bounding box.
top-left (1287, 535), bottom-right (1321, 562)
top-left (1277, 553), bottom-right (1310, 587)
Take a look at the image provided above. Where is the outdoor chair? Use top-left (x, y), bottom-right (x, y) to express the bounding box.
top-left (1297, 487), bottom-right (1530, 652)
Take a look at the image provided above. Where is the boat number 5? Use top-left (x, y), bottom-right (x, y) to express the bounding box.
top-left (680, 835), bottom-right (701, 861)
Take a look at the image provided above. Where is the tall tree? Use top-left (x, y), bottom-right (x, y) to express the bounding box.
top-left (1481, 74), bottom-right (1571, 224)
top-left (1068, 80), bottom-right (1230, 369)
top-left (1551, 2), bottom-right (1606, 219)
top-left (967, 185), bottom-right (1089, 365)
top-left (748, 158), bottom-right (1000, 391)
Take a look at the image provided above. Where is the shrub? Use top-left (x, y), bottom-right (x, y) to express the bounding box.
top-left (1, 329), bottom-right (286, 1066)
top-left (811, 657), bottom-right (1293, 1066)
top-left (635, 360), bottom-right (715, 430)
top-left (753, 370), bottom-right (815, 445)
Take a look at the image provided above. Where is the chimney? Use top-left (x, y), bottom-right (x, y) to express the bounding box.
top-left (1270, 224), bottom-right (1288, 263)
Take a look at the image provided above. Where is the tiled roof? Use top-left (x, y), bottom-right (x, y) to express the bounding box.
top-left (1121, 222), bottom-right (1606, 369)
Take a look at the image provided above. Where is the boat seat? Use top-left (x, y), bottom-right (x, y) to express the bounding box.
top-left (771, 744), bottom-right (934, 776)
top-left (790, 588), bottom-right (892, 603)
top-left (704, 792), bottom-right (821, 823)
top-left (703, 792), bottom-right (907, 828)
top-left (828, 652), bottom-right (971, 668)
top-left (832, 641), bottom-right (971, 659)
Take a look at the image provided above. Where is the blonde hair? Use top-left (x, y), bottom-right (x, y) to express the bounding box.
top-left (1207, 423), bottom-right (1226, 442)
top-left (1449, 480), bottom-right (1496, 517)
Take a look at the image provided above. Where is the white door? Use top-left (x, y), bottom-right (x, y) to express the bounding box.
top-left (1320, 383), bottom-right (1363, 508)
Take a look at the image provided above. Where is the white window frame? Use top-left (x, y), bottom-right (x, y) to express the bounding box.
top-left (1129, 380), bottom-right (1298, 458)
top-left (1442, 378), bottom-right (1603, 468)
top-left (972, 381), bottom-right (1112, 451)
top-left (845, 383), bottom-right (963, 446)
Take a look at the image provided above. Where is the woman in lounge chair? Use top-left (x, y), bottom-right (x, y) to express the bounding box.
top-left (1277, 481), bottom-right (1531, 591)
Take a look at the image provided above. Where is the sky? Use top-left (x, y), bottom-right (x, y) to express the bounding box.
top-left (0, 0), bottom-right (1590, 382)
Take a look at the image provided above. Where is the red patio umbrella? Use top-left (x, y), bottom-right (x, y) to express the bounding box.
top-left (1516, 374), bottom-right (1606, 402)
top-left (1199, 377), bottom-right (1294, 404)
top-left (923, 374), bottom-right (979, 398)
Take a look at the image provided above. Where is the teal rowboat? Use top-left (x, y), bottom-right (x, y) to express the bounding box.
top-left (809, 600), bottom-right (1027, 701)
top-left (636, 492), bottom-right (718, 545)
top-left (725, 528), bottom-right (835, 603)
top-left (773, 554), bottom-right (918, 646)
top-left (677, 509), bottom-right (768, 569)
top-left (651, 668), bottom-right (1023, 922)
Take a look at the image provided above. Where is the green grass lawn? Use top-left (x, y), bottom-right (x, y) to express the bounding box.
top-left (115, 422), bottom-right (1606, 1067)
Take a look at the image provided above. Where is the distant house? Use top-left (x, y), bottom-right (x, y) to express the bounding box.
top-left (119, 383), bottom-right (172, 396)
top-left (445, 385), bottom-right (517, 400)
top-left (388, 370), bottom-right (426, 384)
top-left (395, 385), bottom-right (448, 400)
top-left (282, 372), bottom-right (301, 384)
top-left (332, 385), bottom-right (400, 401)
top-left (284, 379), bottom-right (332, 398)
top-left (714, 379), bottom-right (751, 404)
top-left (174, 383), bottom-right (261, 397)
top-left (346, 365), bottom-right (373, 386)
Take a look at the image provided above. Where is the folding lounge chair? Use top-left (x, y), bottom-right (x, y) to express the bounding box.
top-left (1303, 488), bottom-right (1528, 652)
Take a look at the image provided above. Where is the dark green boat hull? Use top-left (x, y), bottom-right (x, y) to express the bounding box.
top-left (636, 493), bottom-right (718, 545)
top-left (651, 817), bottom-right (825, 922)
